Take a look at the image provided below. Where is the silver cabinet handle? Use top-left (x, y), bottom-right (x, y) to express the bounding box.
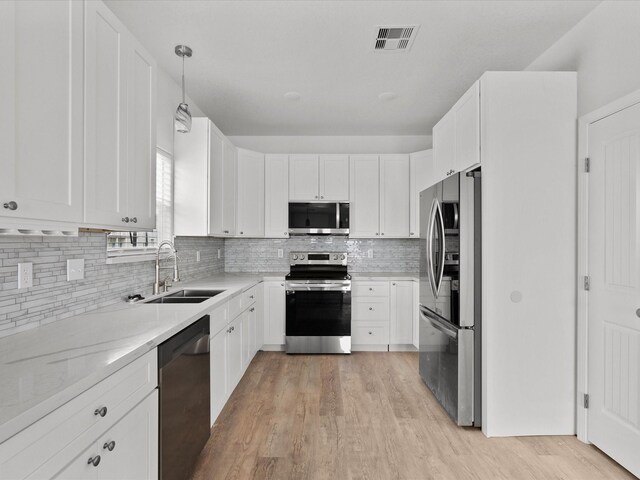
top-left (240, 231), bottom-right (244, 234)
top-left (381, 232), bottom-right (385, 236)
top-left (131, 217), bottom-right (137, 223)
top-left (376, 232), bottom-right (379, 235)
top-left (281, 283), bottom-right (284, 287)
top-left (250, 307), bottom-right (255, 312)
top-left (368, 331), bottom-right (373, 335)
top-left (410, 232), bottom-right (414, 235)
top-left (369, 288), bottom-right (373, 291)
top-left (315, 195), bottom-right (318, 199)
top-left (320, 195), bottom-right (324, 199)
top-left (223, 230), bottom-right (229, 234)
top-left (121, 217), bottom-right (130, 223)
top-left (87, 455), bottom-right (101, 467)
top-left (94, 406), bottom-right (107, 417)
top-left (369, 307), bottom-right (373, 311)
top-left (250, 295), bottom-right (254, 299)
top-left (103, 441), bottom-right (116, 451)
top-left (392, 283), bottom-right (396, 286)
top-left (3, 201), bottom-right (17, 210)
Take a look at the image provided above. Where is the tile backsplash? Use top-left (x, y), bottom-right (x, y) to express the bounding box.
top-left (225, 237), bottom-right (420, 273)
top-left (0, 233), bottom-right (224, 338)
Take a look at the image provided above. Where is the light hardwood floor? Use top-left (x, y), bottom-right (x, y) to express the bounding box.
top-left (193, 352), bottom-right (634, 480)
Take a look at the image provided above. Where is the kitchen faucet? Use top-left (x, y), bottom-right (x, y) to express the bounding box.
top-left (154, 240), bottom-right (180, 295)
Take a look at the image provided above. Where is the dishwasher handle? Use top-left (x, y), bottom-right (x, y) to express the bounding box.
top-left (158, 315), bottom-right (210, 369)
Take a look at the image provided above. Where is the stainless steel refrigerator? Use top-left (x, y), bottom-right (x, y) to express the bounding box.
top-left (419, 171), bottom-right (481, 427)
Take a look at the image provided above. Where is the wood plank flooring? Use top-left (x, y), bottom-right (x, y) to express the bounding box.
top-left (192, 352), bottom-right (634, 480)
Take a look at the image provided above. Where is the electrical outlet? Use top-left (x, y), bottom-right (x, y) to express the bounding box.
top-left (217, 249), bottom-right (221, 259)
top-left (196, 251), bottom-right (201, 262)
top-left (67, 259), bottom-right (85, 281)
top-left (18, 263), bottom-right (33, 289)
top-left (277, 249), bottom-right (284, 258)
top-left (367, 249), bottom-right (373, 259)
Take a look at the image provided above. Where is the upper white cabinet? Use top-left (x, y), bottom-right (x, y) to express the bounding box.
top-left (350, 155), bottom-right (410, 238)
top-left (409, 149), bottom-right (432, 238)
top-left (84, 0), bottom-right (156, 230)
top-left (264, 155), bottom-right (289, 238)
top-left (289, 154), bottom-right (349, 201)
top-left (236, 149), bottom-right (265, 237)
top-left (432, 81), bottom-right (480, 186)
top-left (220, 138), bottom-right (237, 236)
top-left (0, 0), bottom-right (83, 224)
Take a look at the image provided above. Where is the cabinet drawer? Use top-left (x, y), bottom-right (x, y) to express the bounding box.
top-left (353, 282), bottom-right (389, 298)
top-left (353, 298), bottom-right (389, 322)
top-left (241, 285), bottom-right (258, 309)
top-left (228, 294), bottom-right (242, 320)
top-left (0, 350), bottom-right (157, 480)
top-left (209, 303), bottom-right (229, 336)
top-left (352, 325), bottom-right (389, 345)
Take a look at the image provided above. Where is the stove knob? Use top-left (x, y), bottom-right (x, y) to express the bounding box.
top-left (293, 254), bottom-right (298, 260)
top-left (333, 254), bottom-right (338, 260)
top-left (341, 254), bottom-right (346, 260)
top-left (300, 254), bottom-right (305, 260)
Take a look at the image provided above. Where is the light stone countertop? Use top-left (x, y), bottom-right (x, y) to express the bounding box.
top-left (0, 272), bottom-right (286, 444)
top-left (350, 272), bottom-right (419, 281)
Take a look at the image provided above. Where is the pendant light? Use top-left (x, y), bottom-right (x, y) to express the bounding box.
top-left (174, 45), bottom-right (193, 133)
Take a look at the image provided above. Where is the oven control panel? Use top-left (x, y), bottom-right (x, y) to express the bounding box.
top-left (290, 251), bottom-right (347, 266)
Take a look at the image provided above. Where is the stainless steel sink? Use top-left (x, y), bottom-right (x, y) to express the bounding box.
top-left (144, 289), bottom-right (225, 304)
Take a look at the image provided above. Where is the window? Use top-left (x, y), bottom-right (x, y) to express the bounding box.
top-left (106, 149), bottom-right (174, 263)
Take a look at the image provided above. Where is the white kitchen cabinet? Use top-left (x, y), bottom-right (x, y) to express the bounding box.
top-left (221, 139), bottom-right (237, 236)
top-left (84, 0), bottom-right (156, 230)
top-left (379, 155), bottom-right (410, 238)
top-left (227, 315), bottom-right (243, 393)
top-left (210, 323), bottom-right (228, 425)
top-left (0, 0), bottom-right (83, 225)
top-left (390, 281), bottom-right (414, 345)
top-left (289, 154), bottom-right (349, 201)
top-left (242, 305), bottom-right (258, 369)
top-left (236, 149), bottom-right (265, 237)
top-left (263, 281), bottom-right (286, 346)
top-left (264, 154), bottom-right (289, 238)
top-left (349, 155), bottom-right (380, 238)
top-left (433, 110), bottom-right (455, 184)
top-left (409, 149), bottom-right (432, 238)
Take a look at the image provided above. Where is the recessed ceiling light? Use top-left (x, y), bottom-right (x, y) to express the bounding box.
top-left (378, 92), bottom-right (398, 101)
top-left (284, 91), bottom-right (301, 101)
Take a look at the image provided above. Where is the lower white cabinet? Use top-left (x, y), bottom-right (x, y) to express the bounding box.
top-left (210, 319), bottom-right (228, 426)
top-left (227, 315), bottom-right (243, 394)
top-left (390, 281), bottom-right (414, 344)
top-left (263, 281), bottom-right (286, 346)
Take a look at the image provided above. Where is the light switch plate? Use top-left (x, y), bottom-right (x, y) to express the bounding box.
top-left (196, 251), bottom-right (201, 262)
top-left (18, 263), bottom-right (33, 289)
top-left (67, 259), bottom-right (85, 281)
top-left (217, 249), bottom-right (221, 259)
top-left (277, 249), bottom-right (284, 258)
top-left (367, 249), bottom-right (374, 259)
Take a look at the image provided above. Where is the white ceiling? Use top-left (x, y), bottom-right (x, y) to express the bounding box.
top-left (105, 0), bottom-right (599, 136)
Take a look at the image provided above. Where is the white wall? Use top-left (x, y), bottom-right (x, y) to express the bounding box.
top-left (227, 135), bottom-right (432, 154)
top-left (526, 1), bottom-right (640, 116)
top-left (156, 67), bottom-right (205, 155)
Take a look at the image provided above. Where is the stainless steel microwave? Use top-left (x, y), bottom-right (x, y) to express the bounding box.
top-left (288, 203), bottom-right (349, 235)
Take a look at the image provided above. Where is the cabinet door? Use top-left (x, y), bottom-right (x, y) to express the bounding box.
top-left (241, 309), bottom-right (251, 371)
top-left (349, 155), bottom-right (380, 238)
top-left (126, 37), bottom-right (156, 229)
top-left (248, 305), bottom-right (258, 358)
top-left (210, 326), bottom-right (228, 425)
top-left (85, 0), bottom-right (129, 228)
top-left (390, 281), bottom-right (414, 344)
top-left (264, 155), bottom-right (289, 238)
top-left (454, 81), bottom-right (480, 173)
top-left (0, 0), bottom-right (83, 224)
top-left (432, 110), bottom-right (455, 185)
top-left (98, 391), bottom-right (158, 480)
top-left (236, 149), bottom-right (265, 237)
top-left (50, 442), bottom-right (99, 480)
top-left (409, 150), bottom-right (432, 238)
top-left (319, 155), bottom-right (349, 201)
top-left (263, 281), bottom-right (285, 345)
top-left (227, 315), bottom-right (243, 393)
top-left (222, 140), bottom-right (237, 235)
top-left (380, 155), bottom-right (410, 238)
top-left (208, 126), bottom-right (225, 235)
top-left (289, 155), bottom-right (319, 201)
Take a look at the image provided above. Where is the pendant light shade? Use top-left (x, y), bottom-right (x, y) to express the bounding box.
top-left (174, 45), bottom-right (193, 134)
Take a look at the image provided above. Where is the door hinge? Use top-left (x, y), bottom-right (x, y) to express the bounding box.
top-left (585, 157), bottom-right (590, 173)
top-left (583, 393), bottom-right (589, 409)
top-left (584, 276), bottom-right (590, 291)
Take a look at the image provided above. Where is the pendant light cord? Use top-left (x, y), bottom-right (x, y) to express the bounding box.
top-left (181, 54), bottom-right (186, 104)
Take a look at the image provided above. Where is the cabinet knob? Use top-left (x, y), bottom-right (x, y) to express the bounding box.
top-left (369, 307), bottom-right (373, 311)
top-left (320, 195), bottom-right (324, 199)
top-left (3, 201), bottom-right (17, 211)
top-left (224, 230), bottom-right (229, 234)
top-left (103, 441), bottom-right (116, 452)
top-left (94, 406), bottom-right (108, 417)
top-left (121, 217), bottom-right (130, 223)
top-left (368, 331), bottom-right (373, 335)
top-left (250, 307), bottom-right (255, 312)
top-left (240, 231), bottom-right (244, 235)
top-left (376, 232), bottom-right (379, 235)
top-left (315, 195), bottom-right (318, 199)
top-left (369, 288), bottom-right (373, 291)
top-left (392, 283), bottom-right (396, 286)
top-left (410, 232), bottom-right (414, 236)
top-left (281, 283), bottom-right (284, 287)
top-left (87, 455), bottom-right (101, 467)
top-left (131, 217), bottom-right (137, 223)
top-left (381, 232), bottom-right (385, 236)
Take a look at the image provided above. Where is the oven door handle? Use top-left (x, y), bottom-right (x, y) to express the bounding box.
top-left (286, 283), bottom-right (351, 292)
top-left (419, 305), bottom-right (458, 340)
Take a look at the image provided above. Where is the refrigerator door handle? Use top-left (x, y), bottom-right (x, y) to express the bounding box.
top-left (419, 305), bottom-right (458, 340)
top-left (427, 198), bottom-right (444, 298)
top-left (437, 199), bottom-right (446, 297)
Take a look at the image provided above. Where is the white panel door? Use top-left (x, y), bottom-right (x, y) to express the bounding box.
top-left (236, 149), bottom-right (265, 237)
top-left (349, 155), bottom-right (380, 238)
top-left (84, 0), bottom-right (129, 228)
top-left (126, 37), bottom-right (156, 229)
top-left (319, 155), bottom-right (349, 201)
top-left (208, 126), bottom-right (225, 236)
top-left (390, 281), bottom-right (414, 344)
top-left (289, 154), bottom-right (319, 201)
top-left (241, 310), bottom-right (251, 371)
top-left (264, 155), bottom-right (289, 238)
top-left (210, 326), bottom-right (228, 425)
top-left (433, 111), bottom-right (455, 184)
top-left (98, 391), bottom-right (158, 480)
top-left (222, 140), bottom-right (237, 236)
top-left (587, 102), bottom-right (640, 477)
top-left (263, 281), bottom-right (285, 345)
top-left (0, 0), bottom-right (84, 224)
top-left (454, 81), bottom-right (481, 173)
top-left (227, 315), bottom-right (243, 393)
top-left (380, 155), bottom-right (410, 238)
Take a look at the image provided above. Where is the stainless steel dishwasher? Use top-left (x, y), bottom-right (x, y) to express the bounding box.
top-left (158, 315), bottom-right (210, 480)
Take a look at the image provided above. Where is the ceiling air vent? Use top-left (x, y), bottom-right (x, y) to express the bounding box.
top-left (374, 25), bottom-right (419, 52)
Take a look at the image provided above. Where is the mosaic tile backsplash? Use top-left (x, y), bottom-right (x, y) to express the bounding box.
top-left (225, 237), bottom-right (420, 273)
top-left (0, 233), bottom-right (224, 338)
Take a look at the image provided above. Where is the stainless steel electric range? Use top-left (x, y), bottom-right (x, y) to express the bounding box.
top-left (285, 252), bottom-right (351, 354)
